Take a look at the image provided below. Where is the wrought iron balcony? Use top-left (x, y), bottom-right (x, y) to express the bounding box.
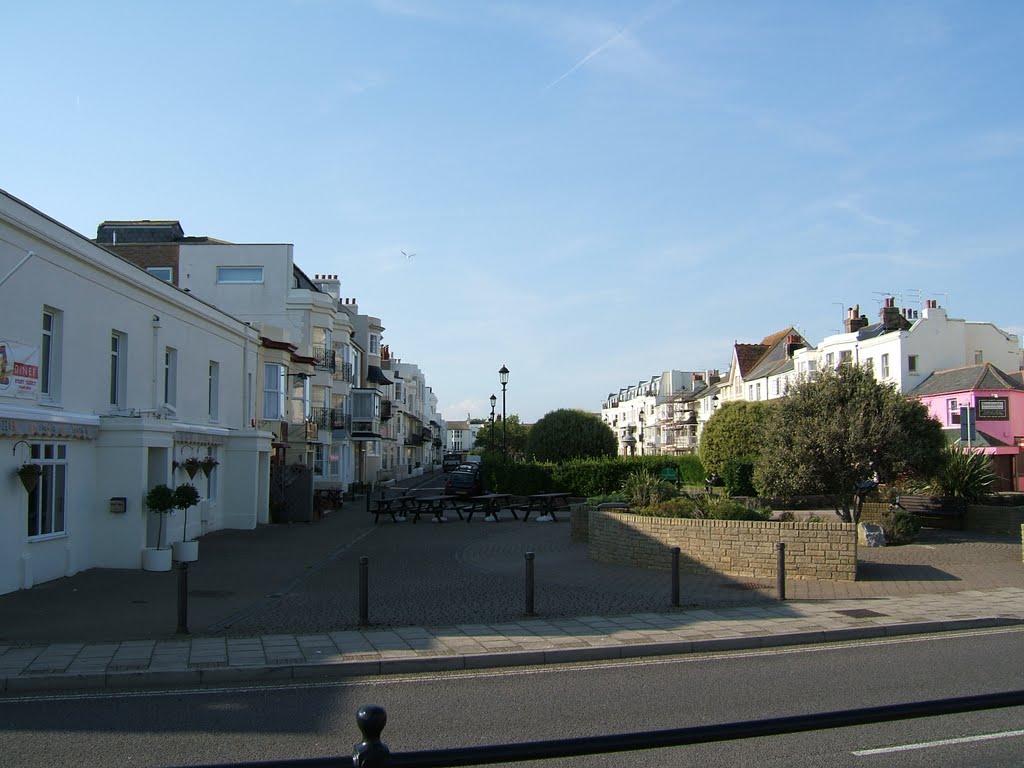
top-left (380, 399), bottom-right (393, 421)
top-left (332, 361), bottom-right (354, 383)
top-left (312, 345), bottom-right (336, 373)
top-left (310, 407), bottom-right (351, 431)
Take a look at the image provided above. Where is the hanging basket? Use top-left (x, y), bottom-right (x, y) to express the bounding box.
top-left (181, 458), bottom-right (202, 479)
top-left (17, 464), bottom-right (42, 494)
top-left (200, 457), bottom-right (219, 477)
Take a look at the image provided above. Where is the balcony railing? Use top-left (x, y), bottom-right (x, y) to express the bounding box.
top-left (312, 345), bottom-right (336, 373)
top-left (332, 361), bottom-right (354, 383)
top-left (310, 407), bottom-right (351, 431)
top-left (380, 400), bottom-right (393, 421)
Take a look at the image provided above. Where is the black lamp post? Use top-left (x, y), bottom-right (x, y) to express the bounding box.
top-left (498, 365), bottom-right (509, 461)
top-left (489, 394), bottom-right (496, 452)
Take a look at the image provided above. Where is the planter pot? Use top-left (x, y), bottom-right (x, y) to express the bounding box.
top-left (172, 540), bottom-right (199, 562)
top-left (142, 547), bottom-right (173, 572)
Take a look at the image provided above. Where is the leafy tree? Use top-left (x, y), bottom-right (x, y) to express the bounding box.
top-left (698, 401), bottom-right (773, 475)
top-left (474, 414), bottom-right (530, 459)
top-left (527, 408), bottom-right (617, 463)
top-left (753, 365), bottom-right (946, 523)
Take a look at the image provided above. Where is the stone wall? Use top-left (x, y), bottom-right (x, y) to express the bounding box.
top-left (586, 509), bottom-right (857, 581)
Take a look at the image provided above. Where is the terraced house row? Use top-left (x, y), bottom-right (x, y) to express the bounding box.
top-left (602, 300), bottom-right (1024, 491)
top-left (0, 189), bottom-right (445, 595)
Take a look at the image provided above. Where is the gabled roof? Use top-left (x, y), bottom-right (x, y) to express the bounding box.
top-left (734, 327), bottom-right (807, 381)
top-left (910, 363), bottom-right (1024, 397)
top-left (447, 420), bottom-right (470, 430)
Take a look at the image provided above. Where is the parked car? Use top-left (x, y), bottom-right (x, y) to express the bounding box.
top-left (445, 467), bottom-right (484, 497)
top-left (442, 454), bottom-right (462, 472)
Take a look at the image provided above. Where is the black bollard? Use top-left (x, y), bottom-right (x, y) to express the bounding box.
top-left (671, 547), bottom-right (680, 607)
top-left (777, 542), bottom-right (786, 601)
top-left (525, 551), bottom-right (535, 616)
top-left (359, 556), bottom-right (369, 626)
top-left (176, 561), bottom-right (189, 634)
top-left (352, 705), bottom-right (391, 767)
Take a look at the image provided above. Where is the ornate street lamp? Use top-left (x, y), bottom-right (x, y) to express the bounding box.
top-left (489, 394), bottom-right (496, 452)
top-left (499, 365), bottom-right (509, 461)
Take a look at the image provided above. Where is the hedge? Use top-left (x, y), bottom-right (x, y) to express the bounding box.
top-left (482, 455), bottom-right (705, 497)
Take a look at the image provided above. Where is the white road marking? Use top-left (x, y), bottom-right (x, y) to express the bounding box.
top-left (853, 729), bottom-right (1024, 756)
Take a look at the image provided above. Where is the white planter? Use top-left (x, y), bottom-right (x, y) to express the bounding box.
top-left (142, 547), bottom-right (173, 572)
top-left (172, 540), bottom-right (199, 562)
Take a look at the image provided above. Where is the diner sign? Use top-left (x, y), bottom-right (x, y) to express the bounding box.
top-left (0, 339), bottom-right (40, 399)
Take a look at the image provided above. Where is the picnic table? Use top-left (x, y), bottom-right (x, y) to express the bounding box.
top-left (519, 492), bottom-right (572, 522)
top-left (411, 494), bottom-right (463, 523)
top-left (369, 493), bottom-right (420, 524)
top-left (460, 493), bottom-right (514, 523)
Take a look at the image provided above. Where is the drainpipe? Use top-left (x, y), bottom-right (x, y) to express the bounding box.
top-left (152, 314), bottom-right (161, 411)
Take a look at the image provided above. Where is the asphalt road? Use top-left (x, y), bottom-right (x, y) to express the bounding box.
top-left (2, 626), bottom-right (1023, 767)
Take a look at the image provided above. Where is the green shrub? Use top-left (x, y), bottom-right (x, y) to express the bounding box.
top-left (880, 508), bottom-right (922, 545)
top-left (631, 497), bottom-right (699, 518)
top-left (698, 495), bottom-right (772, 521)
top-left (926, 446), bottom-right (997, 502)
top-left (776, 511), bottom-right (796, 522)
top-left (721, 457), bottom-right (757, 497)
top-left (586, 492), bottom-right (628, 506)
top-left (805, 514), bottom-right (831, 523)
top-left (621, 470), bottom-right (675, 507)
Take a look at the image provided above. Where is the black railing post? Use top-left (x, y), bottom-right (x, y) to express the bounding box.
top-left (352, 705), bottom-right (391, 767)
top-left (777, 542), bottom-right (786, 601)
top-left (671, 547), bottom-right (680, 607)
top-left (359, 556), bottom-right (369, 626)
top-left (176, 561), bottom-right (189, 634)
top-left (525, 551), bottom-right (535, 616)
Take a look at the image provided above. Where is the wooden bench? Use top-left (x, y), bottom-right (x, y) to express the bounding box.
top-left (893, 494), bottom-right (966, 529)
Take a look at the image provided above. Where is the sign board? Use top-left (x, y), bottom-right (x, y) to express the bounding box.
top-left (0, 340), bottom-right (40, 399)
top-left (976, 397), bottom-right (1009, 420)
top-left (109, 497), bottom-right (127, 514)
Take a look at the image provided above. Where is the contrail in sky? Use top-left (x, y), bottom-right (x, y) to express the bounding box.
top-left (544, 0), bottom-right (680, 90)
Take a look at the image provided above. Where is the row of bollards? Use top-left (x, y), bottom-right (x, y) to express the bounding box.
top-left (355, 544), bottom-right (787, 627)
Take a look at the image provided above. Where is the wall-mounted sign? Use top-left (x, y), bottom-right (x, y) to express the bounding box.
top-left (976, 397), bottom-right (1009, 420)
top-left (0, 340), bottom-right (40, 399)
top-left (110, 497), bottom-right (127, 514)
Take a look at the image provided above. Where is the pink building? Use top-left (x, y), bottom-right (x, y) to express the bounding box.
top-left (911, 363), bottom-right (1024, 492)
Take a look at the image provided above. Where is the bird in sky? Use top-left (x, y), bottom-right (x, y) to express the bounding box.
top-left (401, 250), bottom-right (416, 259)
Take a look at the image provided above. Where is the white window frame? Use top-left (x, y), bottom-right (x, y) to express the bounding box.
top-left (880, 353), bottom-right (890, 379)
top-left (208, 361), bottom-right (220, 421)
top-left (164, 347), bottom-right (178, 409)
top-left (947, 398), bottom-right (960, 425)
top-left (263, 363), bottom-right (286, 420)
top-left (110, 331), bottom-right (126, 408)
top-left (216, 266), bottom-right (264, 284)
top-left (369, 334), bottom-right (380, 355)
top-left (147, 266), bottom-right (174, 282)
top-left (41, 307), bottom-right (62, 400)
top-left (908, 354), bottom-right (918, 373)
top-left (27, 442), bottom-right (68, 539)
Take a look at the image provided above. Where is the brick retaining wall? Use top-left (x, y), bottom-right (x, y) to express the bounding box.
top-left (583, 508), bottom-right (857, 581)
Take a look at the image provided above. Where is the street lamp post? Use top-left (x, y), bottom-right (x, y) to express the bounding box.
top-left (489, 394), bottom-right (496, 453)
top-left (499, 365), bottom-right (509, 461)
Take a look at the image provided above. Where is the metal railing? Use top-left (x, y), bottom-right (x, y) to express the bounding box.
top-left (184, 689), bottom-right (1024, 767)
top-left (312, 345), bottom-right (337, 373)
top-left (333, 361), bottom-right (354, 383)
top-left (310, 407), bottom-right (350, 431)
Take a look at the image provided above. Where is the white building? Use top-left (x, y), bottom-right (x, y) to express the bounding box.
top-left (793, 299), bottom-right (1022, 392)
top-left (1, 192), bottom-right (271, 595)
top-left (602, 371), bottom-right (719, 455)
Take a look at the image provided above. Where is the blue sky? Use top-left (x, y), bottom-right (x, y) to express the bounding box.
top-left (3, 1), bottom-right (1023, 423)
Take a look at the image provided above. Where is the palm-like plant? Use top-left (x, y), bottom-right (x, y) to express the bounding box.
top-left (926, 446), bottom-right (997, 502)
top-left (621, 470), bottom-right (675, 508)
